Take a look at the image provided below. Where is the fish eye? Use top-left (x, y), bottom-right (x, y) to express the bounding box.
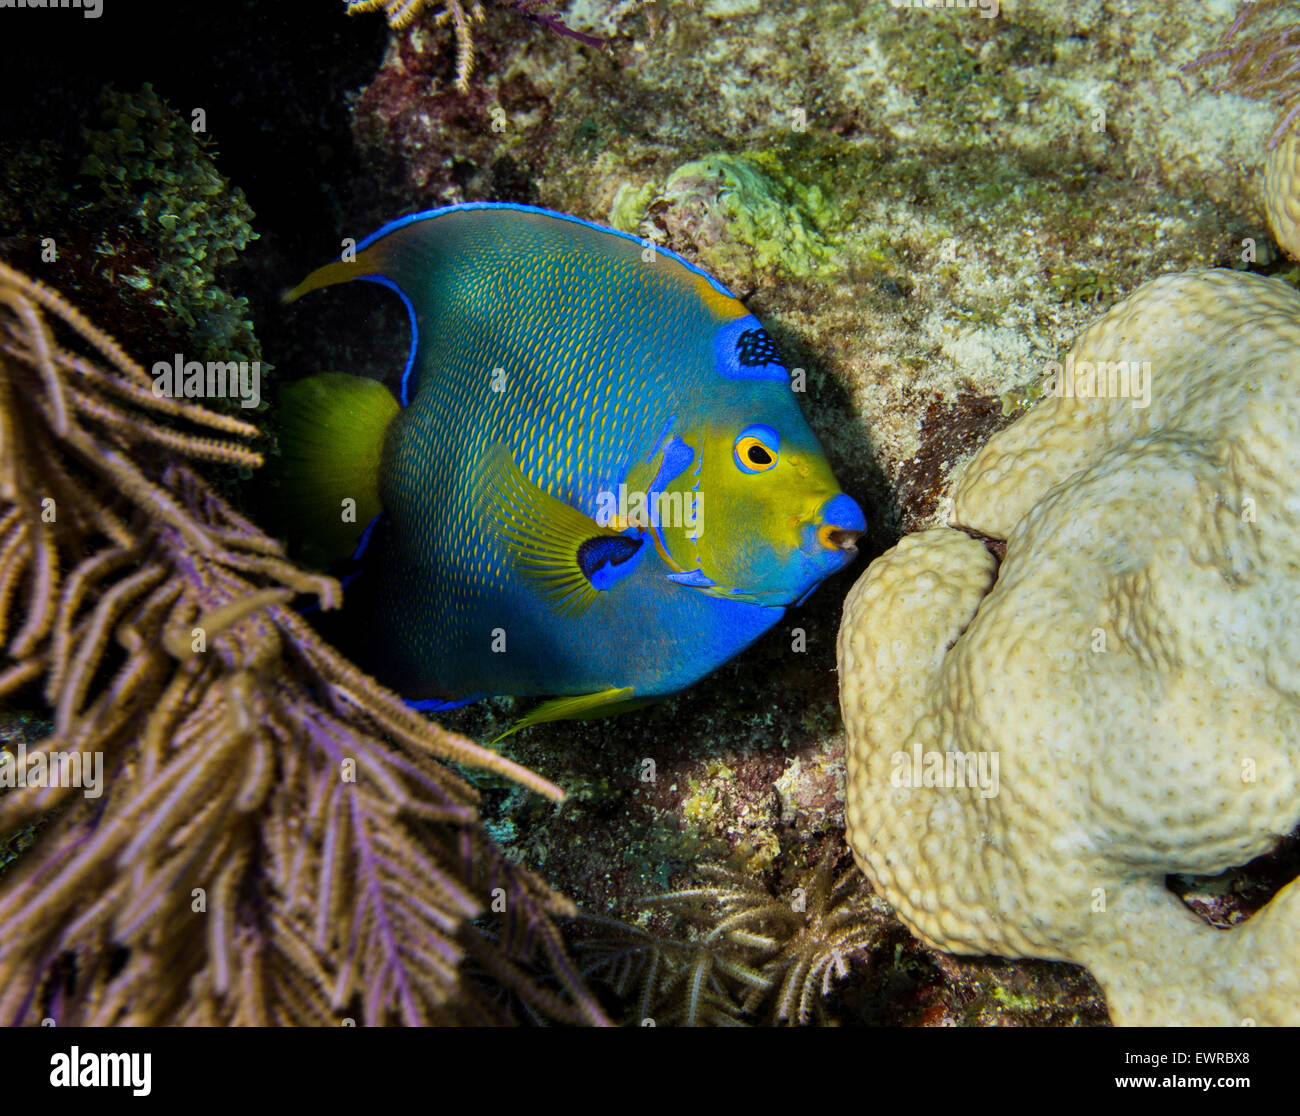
top-left (734, 424), bottom-right (779, 474)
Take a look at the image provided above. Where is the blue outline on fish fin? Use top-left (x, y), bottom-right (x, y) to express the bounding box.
top-left (358, 275), bottom-right (420, 407)
top-left (406, 693), bottom-right (485, 713)
top-left (354, 201), bottom-right (738, 302)
top-left (351, 513), bottom-right (383, 562)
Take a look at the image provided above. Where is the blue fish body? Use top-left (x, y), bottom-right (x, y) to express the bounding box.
top-left (280, 203), bottom-right (865, 728)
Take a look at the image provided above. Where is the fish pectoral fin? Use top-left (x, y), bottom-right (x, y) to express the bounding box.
top-left (476, 443), bottom-right (643, 616)
top-left (493, 686), bottom-right (645, 741)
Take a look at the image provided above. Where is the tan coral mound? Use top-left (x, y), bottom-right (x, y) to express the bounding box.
top-left (1264, 131), bottom-right (1300, 260)
top-left (838, 269), bottom-right (1300, 1026)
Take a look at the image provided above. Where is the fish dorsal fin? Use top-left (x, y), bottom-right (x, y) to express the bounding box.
top-left (493, 686), bottom-right (645, 741)
top-left (475, 443), bottom-right (643, 616)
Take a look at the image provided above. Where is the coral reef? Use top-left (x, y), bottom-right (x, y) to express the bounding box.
top-left (1264, 131), bottom-right (1300, 260)
top-left (8, 0), bottom-right (1294, 1028)
top-left (317, 0), bottom-right (1300, 1025)
top-left (0, 261), bottom-right (602, 1025)
top-left (838, 269), bottom-right (1300, 1026)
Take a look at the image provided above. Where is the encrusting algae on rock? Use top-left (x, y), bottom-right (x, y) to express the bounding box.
top-left (837, 268), bottom-right (1300, 1026)
top-left (612, 153), bottom-right (840, 280)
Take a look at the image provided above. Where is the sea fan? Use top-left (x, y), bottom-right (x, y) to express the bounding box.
top-left (0, 259), bottom-right (604, 1025)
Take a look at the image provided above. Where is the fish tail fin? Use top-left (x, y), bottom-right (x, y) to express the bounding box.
top-left (272, 372), bottom-right (400, 565)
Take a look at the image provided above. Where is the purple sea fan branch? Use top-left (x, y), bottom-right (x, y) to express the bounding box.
top-left (0, 257), bottom-right (599, 1026)
top-left (342, 783), bottom-right (479, 1024)
top-left (508, 0), bottom-right (606, 48)
top-left (1182, 0), bottom-right (1300, 148)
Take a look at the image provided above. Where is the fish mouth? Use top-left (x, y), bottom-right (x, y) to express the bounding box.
top-left (655, 493), bottom-right (866, 606)
top-left (817, 524), bottom-right (862, 552)
top-left (813, 493), bottom-right (866, 556)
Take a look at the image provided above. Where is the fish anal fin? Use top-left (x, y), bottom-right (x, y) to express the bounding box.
top-left (493, 686), bottom-right (645, 741)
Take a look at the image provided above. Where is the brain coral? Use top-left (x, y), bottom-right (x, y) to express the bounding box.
top-left (838, 269), bottom-right (1300, 1026)
top-left (1264, 131), bottom-right (1300, 260)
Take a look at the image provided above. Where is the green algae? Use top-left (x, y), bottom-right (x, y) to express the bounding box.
top-left (998, 375), bottom-right (1044, 418)
top-left (80, 84), bottom-right (263, 374)
top-left (614, 151), bottom-right (839, 279)
top-left (985, 980), bottom-right (1048, 1015)
top-left (681, 760), bottom-right (736, 828)
top-left (609, 180), bottom-right (656, 233)
top-left (1048, 264), bottom-right (1119, 306)
top-left (672, 153), bottom-right (836, 274)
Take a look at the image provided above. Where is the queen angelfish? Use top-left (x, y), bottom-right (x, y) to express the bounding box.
top-left (277, 202), bottom-right (866, 734)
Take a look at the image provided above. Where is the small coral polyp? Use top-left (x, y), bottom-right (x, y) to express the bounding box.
top-left (837, 269), bottom-right (1300, 1026)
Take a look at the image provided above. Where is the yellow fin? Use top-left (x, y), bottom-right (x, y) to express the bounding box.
top-left (274, 373), bottom-right (399, 564)
top-left (475, 442), bottom-right (625, 617)
top-left (493, 686), bottom-right (644, 741)
top-left (283, 247), bottom-right (387, 303)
